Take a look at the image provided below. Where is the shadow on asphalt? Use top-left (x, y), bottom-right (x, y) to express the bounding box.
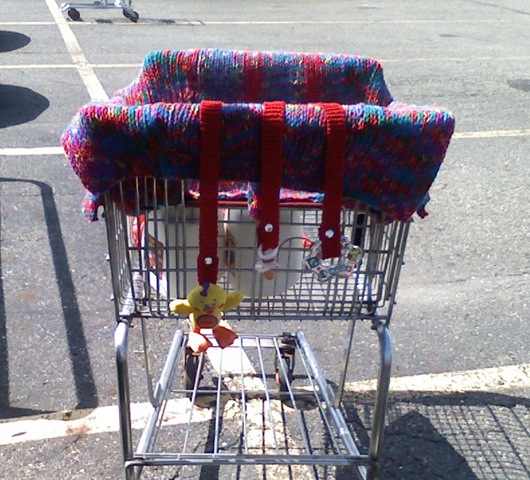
top-left (0, 178), bottom-right (98, 419)
top-left (0, 30), bottom-right (30, 53)
top-left (340, 390), bottom-right (530, 480)
top-left (0, 32), bottom-right (48, 129)
top-left (152, 389), bottom-right (529, 480)
top-left (0, 85), bottom-right (50, 129)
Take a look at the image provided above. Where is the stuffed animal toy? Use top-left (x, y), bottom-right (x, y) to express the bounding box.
top-left (169, 282), bottom-right (243, 353)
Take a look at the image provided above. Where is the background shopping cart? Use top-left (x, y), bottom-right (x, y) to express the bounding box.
top-left (60, 0), bottom-right (139, 22)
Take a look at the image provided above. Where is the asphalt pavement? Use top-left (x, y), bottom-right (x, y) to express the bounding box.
top-left (0, 1), bottom-right (529, 479)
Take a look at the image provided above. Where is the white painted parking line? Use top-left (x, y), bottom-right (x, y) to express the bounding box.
top-left (0, 21), bottom-right (56, 26)
top-left (43, 0), bottom-right (109, 102)
top-left (347, 363), bottom-right (530, 394)
top-left (381, 55), bottom-right (530, 63)
top-left (0, 64), bottom-right (76, 70)
top-left (200, 19), bottom-right (512, 26)
top-left (453, 129), bottom-right (530, 139)
top-left (0, 63), bottom-right (141, 70)
top-left (0, 399), bottom-right (211, 445)
top-left (0, 363), bottom-right (527, 446)
top-left (0, 146), bottom-right (64, 156)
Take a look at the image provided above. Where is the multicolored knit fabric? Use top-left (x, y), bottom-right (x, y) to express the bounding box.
top-left (61, 49), bottom-right (455, 221)
top-left (111, 49), bottom-right (393, 106)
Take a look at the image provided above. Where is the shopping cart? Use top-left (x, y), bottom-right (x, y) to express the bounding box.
top-left (60, 0), bottom-right (139, 22)
top-left (62, 49), bottom-right (454, 480)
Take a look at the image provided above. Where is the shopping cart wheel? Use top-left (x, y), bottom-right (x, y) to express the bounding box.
top-left (184, 347), bottom-right (204, 399)
top-left (67, 8), bottom-right (81, 21)
top-left (123, 9), bottom-right (139, 23)
top-left (274, 333), bottom-right (296, 395)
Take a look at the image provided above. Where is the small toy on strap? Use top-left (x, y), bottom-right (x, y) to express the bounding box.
top-left (170, 100), bottom-right (242, 354)
top-left (304, 103), bottom-right (364, 282)
top-left (255, 244), bottom-right (280, 280)
top-left (170, 282), bottom-right (243, 353)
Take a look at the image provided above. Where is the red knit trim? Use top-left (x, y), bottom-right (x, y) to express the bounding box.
top-left (244, 51), bottom-right (264, 102)
top-left (318, 103), bottom-right (347, 259)
top-left (179, 49), bottom-right (200, 101)
top-left (303, 55), bottom-right (325, 101)
top-left (198, 100), bottom-right (222, 285)
top-left (258, 101), bottom-right (285, 251)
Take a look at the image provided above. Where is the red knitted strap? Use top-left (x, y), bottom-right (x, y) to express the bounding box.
top-left (318, 103), bottom-right (347, 259)
top-left (197, 100), bottom-right (222, 285)
top-left (258, 101), bottom-right (286, 252)
top-left (244, 51), bottom-right (264, 102)
top-left (303, 55), bottom-right (325, 101)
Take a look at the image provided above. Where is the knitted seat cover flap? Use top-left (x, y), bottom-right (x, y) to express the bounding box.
top-left (62, 49), bottom-right (455, 221)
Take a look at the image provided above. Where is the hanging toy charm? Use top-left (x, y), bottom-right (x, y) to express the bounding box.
top-left (170, 282), bottom-right (244, 353)
top-left (305, 237), bottom-right (363, 282)
top-left (255, 244), bottom-right (280, 280)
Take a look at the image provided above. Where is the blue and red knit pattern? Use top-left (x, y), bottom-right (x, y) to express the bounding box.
top-left (62, 49), bottom-right (455, 221)
top-left (111, 49), bottom-right (393, 106)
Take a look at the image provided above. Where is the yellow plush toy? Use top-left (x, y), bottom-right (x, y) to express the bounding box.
top-left (169, 282), bottom-right (244, 353)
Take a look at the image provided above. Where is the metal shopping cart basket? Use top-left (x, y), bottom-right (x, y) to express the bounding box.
top-left (62, 49), bottom-right (455, 480)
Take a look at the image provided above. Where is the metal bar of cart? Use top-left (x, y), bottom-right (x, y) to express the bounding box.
top-left (296, 331), bottom-right (365, 463)
top-left (368, 322), bottom-right (393, 477)
top-left (103, 177), bottom-right (410, 479)
top-left (114, 321), bottom-right (133, 477)
top-left (255, 336), bottom-right (281, 454)
top-left (136, 328), bottom-right (185, 454)
top-left (127, 453), bottom-right (370, 467)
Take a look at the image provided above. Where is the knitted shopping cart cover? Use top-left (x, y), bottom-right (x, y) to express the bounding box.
top-left (62, 49), bottom-right (455, 221)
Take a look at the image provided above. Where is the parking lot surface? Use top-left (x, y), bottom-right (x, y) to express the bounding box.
top-left (0, 1), bottom-right (529, 479)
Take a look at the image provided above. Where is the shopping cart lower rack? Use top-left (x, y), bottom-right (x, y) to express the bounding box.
top-left (107, 184), bottom-right (409, 480)
top-left (61, 49), bottom-right (454, 479)
top-left (116, 331), bottom-right (390, 473)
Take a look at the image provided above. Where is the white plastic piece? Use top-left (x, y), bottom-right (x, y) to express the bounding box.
top-left (223, 209), bottom-right (303, 297)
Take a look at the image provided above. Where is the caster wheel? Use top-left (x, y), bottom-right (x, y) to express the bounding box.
top-left (123, 9), bottom-right (139, 22)
top-left (184, 347), bottom-right (204, 399)
top-left (275, 356), bottom-right (295, 393)
top-left (67, 8), bottom-right (81, 21)
top-left (274, 334), bottom-right (295, 395)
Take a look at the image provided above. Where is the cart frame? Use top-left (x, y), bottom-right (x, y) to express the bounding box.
top-left (105, 177), bottom-right (410, 480)
top-left (62, 48), bottom-right (454, 480)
